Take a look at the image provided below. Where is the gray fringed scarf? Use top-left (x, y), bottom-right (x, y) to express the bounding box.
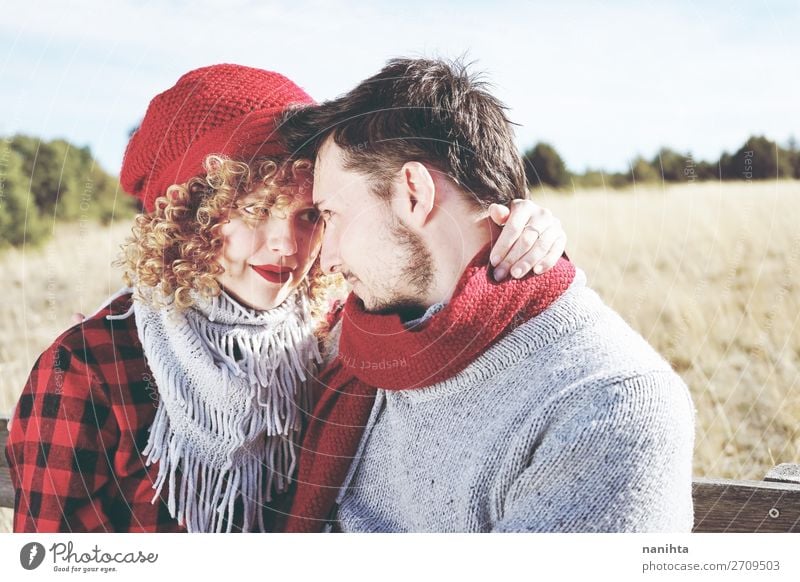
top-left (131, 285), bottom-right (322, 532)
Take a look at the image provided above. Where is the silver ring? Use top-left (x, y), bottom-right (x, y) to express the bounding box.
top-left (523, 225), bottom-right (541, 237)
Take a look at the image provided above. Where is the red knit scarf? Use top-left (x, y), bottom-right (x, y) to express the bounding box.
top-left (281, 245), bottom-right (576, 532)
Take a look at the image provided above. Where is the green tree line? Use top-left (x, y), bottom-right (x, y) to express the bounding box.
top-left (0, 135), bottom-right (139, 249)
top-left (3, 132), bottom-right (797, 249)
top-left (523, 135), bottom-right (800, 190)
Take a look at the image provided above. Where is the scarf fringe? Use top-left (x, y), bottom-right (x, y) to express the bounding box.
top-left (135, 284), bottom-right (322, 532)
top-left (144, 408), bottom-right (298, 533)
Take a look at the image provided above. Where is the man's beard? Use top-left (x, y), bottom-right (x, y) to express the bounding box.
top-left (364, 217), bottom-right (435, 316)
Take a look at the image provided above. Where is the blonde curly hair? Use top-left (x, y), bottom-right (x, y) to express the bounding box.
top-left (116, 154), bottom-right (343, 332)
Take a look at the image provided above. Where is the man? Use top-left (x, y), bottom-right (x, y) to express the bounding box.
top-left (279, 58), bottom-right (695, 532)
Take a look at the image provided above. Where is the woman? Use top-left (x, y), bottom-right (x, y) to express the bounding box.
top-left (5, 64), bottom-right (566, 532)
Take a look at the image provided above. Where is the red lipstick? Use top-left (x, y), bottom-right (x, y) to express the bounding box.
top-left (251, 264), bottom-right (294, 285)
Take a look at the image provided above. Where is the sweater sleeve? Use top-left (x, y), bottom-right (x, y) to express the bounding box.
top-left (494, 371), bottom-right (695, 532)
top-left (5, 336), bottom-right (119, 532)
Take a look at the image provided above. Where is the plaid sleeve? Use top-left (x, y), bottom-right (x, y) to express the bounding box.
top-left (6, 333), bottom-right (119, 532)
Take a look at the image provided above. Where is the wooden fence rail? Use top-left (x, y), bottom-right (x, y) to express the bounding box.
top-left (1, 415), bottom-right (798, 532)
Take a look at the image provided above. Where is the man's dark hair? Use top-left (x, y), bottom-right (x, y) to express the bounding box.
top-left (279, 58), bottom-right (527, 209)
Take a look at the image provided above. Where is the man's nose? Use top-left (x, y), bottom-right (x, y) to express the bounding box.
top-left (266, 215), bottom-right (298, 256)
top-left (319, 227), bottom-right (341, 274)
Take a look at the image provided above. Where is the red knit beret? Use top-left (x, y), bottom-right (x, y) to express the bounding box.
top-left (120, 64), bottom-right (315, 212)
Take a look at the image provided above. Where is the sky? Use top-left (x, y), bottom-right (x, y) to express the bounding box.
top-left (1, 0), bottom-right (798, 176)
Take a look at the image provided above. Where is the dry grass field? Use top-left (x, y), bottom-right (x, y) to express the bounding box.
top-left (1, 180), bottom-right (798, 531)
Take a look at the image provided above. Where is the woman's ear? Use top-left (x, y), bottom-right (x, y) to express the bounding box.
top-left (392, 161), bottom-right (436, 227)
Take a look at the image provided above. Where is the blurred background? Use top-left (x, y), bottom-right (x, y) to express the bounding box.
top-left (1, 0), bottom-right (798, 531)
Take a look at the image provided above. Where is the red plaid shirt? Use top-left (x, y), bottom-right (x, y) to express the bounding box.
top-left (5, 292), bottom-right (287, 532)
top-left (5, 293), bottom-right (184, 532)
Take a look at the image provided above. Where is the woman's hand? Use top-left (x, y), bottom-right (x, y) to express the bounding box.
top-left (488, 199), bottom-right (567, 281)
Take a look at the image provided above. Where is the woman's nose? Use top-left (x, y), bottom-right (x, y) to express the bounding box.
top-left (266, 215), bottom-right (298, 256)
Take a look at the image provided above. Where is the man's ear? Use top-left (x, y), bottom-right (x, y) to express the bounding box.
top-left (392, 161), bottom-right (435, 227)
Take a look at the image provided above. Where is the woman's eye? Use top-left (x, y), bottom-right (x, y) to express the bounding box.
top-left (241, 205), bottom-right (270, 219)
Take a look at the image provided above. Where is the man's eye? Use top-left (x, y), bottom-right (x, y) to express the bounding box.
top-left (299, 208), bottom-right (322, 223)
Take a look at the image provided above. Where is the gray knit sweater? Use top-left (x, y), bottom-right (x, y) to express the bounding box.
top-left (334, 269), bottom-right (696, 532)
